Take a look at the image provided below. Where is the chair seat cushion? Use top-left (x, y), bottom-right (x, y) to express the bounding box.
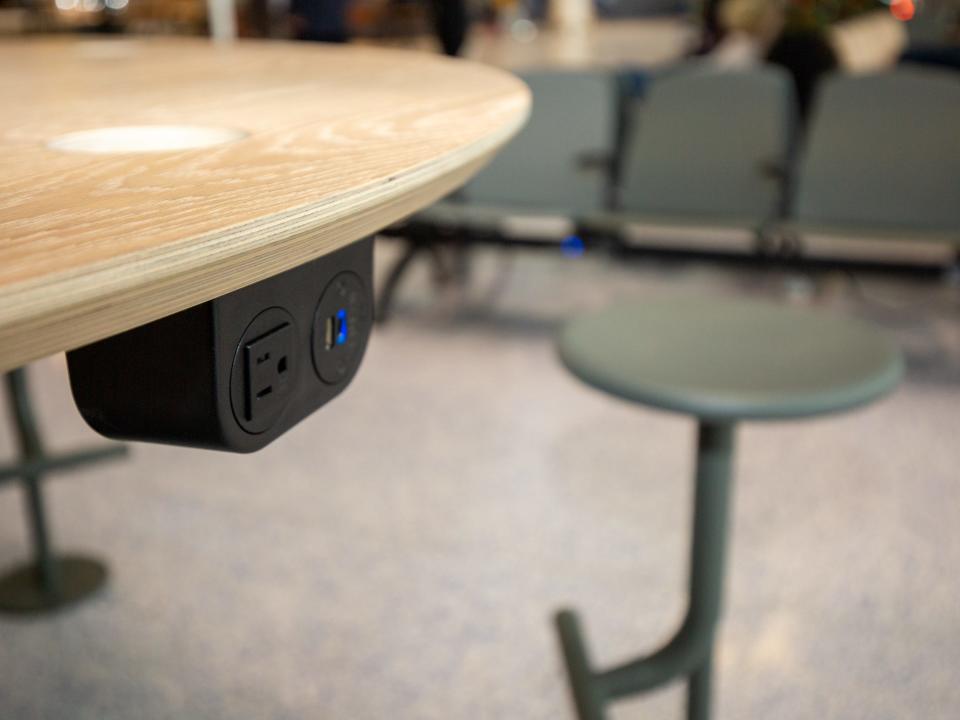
top-left (582, 211), bottom-right (766, 252)
top-left (582, 211), bottom-right (765, 235)
top-left (784, 220), bottom-right (960, 246)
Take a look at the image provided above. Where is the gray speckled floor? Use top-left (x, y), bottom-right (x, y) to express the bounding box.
top-left (1, 243), bottom-right (958, 720)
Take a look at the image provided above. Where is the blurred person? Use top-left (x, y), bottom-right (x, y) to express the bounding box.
top-left (829, 8), bottom-right (908, 72)
top-left (291, 0), bottom-right (350, 42)
top-left (695, 0), bottom-right (725, 54)
top-left (765, 26), bottom-right (838, 118)
top-left (765, 1), bottom-right (910, 119)
top-left (700, 0), bottom-right (841, 119)
top-left (764, 0), bottom-right (850, 121)
top-left (701, 1), bottom-right (911, 119)
top-left (709, 0), bottom-right (785, 68)
top-left (430, 0), bottom-right (469, 56)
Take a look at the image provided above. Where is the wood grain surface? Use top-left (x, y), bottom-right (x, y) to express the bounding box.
top-left (0, 38), bottom-right (529, 372)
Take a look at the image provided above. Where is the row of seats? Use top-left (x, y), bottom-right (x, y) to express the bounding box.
top-left (404, 62), bottom-right (960, 267)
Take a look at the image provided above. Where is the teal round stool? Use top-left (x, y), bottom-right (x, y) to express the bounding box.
top-left (554, 297), bottom-right (903, 720)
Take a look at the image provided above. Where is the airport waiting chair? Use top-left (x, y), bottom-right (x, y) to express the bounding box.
top-left (376, 69), bottom-right (619, 322)
top-left (783, 68), bottom-right (960, 267)
top-left (584, 63), bottom-right (796, 256)
top-left (418, 68), bottom-right (619, 233)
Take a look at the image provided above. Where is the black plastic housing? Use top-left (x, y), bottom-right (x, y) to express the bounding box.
top-left (67, 237), bottom-right (373, 453)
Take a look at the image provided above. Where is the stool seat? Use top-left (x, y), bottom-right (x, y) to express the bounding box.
top-left (559, 297), bottom-right (903, 421)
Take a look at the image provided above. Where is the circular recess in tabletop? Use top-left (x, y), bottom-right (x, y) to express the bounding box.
top-left (48, 125), bottom-right (248, 154)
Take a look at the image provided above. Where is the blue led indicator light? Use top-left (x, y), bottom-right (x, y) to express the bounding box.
top-left (561, 234), bottom-right (585, 258)
top-left (335, 309), bottom-right (348, 346)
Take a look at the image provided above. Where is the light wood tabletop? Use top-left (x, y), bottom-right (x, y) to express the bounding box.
top-left (0, 38), bottom-right (529, 373)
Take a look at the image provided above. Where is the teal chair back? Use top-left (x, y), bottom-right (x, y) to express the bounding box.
top-left (618, 64), bottom-right (795, 224)
top-left (464, 70), bottom-right (618, 215)
top-left (792, 68), bottom-right (960, 235)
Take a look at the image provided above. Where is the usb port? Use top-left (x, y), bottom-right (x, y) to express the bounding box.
top-left (324, 309), bottom-right (348, 350)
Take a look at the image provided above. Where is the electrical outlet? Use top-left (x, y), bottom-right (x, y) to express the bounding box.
top-left (231, 308), bottom-right (297, 434)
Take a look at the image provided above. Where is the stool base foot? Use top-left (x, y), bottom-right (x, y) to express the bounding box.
top-left (555, 607), bottom-right (715, 720)
top-left (0, 555), bottom-right (107, 615)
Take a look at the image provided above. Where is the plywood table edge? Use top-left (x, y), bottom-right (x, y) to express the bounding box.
top-left (0, 105), bottom-right (528, 373)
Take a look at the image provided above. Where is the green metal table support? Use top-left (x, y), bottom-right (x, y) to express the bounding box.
top-left (0, 367), bottom-right (127, 615)
top-left (556, 421), bottom-right (735, 720)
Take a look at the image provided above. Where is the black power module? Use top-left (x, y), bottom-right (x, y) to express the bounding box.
top-left (67, 237), bottom-right (373, 452)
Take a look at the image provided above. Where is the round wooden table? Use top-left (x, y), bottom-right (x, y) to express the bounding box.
top-left (0, 37), bottom-right (528, 613)
top-left (0, 37), bottom-right (529, 373)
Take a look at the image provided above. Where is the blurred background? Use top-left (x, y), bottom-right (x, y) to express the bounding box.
top-left (0, 0), bottom-right (955, 57)
top-left (2, 1), bottom-right (960, 719)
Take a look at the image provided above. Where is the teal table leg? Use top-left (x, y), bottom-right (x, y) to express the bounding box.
top-left (0, 368), bottom-right (127, 615)
top-left (556, 422), bottom-right (736, 720)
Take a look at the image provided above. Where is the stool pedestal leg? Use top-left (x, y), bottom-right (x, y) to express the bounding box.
top-left (0, 368), bottom-right (126, 615)
top-left (556, 421), bottom-right (735, 720)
